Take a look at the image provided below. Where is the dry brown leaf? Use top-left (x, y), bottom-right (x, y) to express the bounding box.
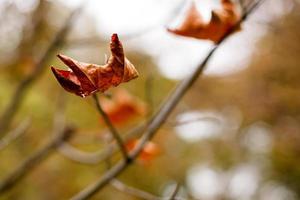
top-left (51, 34), bottom-right (139, 97)
top-left (168, 0), bottom-right (240, 43)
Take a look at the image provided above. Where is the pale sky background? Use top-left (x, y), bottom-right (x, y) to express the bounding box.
top-left (0, 0), bottom-right (295, 79)
top-left (55, 0), bottom-right (295, 79)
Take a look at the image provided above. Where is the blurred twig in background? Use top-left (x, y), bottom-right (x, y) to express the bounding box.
top-left (0, 3), bottom-right (85, 137)
top-left (0, 92), bottom-right (74, 194)
top-left (0, 118), bottom-right (31, 151)
top-left (110, 179), bottom-right (182, 200)
top-left (0, 126), bottom-right (74, 193)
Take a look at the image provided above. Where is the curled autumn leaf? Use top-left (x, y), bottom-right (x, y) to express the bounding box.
top-left (126, 139), bottom-right (160, 163)
top-left (51, 34), bottom-right (139, 97)
top-left (167, 0), bottom-right (240, 43)
top-left (100, 89), bottom-right (146, 125)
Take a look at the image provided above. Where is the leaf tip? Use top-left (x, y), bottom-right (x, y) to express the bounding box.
top-left (111, 33), bottom-right (119, 42)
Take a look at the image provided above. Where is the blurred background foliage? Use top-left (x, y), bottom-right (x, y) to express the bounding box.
top-left (0, 0), bottom-right (300, 199)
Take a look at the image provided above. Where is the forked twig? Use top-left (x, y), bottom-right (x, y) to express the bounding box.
top-left (92, 94), bottom-right (129, 161)
top-left (58, 123), bottom-right (146, 165)
top-left (70, 1), bottom-right (266, 199)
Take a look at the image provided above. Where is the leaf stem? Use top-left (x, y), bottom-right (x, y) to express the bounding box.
top-left (92, 94), bottom-right (129, 161)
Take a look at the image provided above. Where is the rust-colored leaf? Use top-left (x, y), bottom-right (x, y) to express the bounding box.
top-left (100, 89), bottom-right (146, 125)
top-left (167, 0), bottom-right (240, 43)
top-left (126, 139), bottom-right (160, 163)
top-left (51, 34), bottom-right (139, 97)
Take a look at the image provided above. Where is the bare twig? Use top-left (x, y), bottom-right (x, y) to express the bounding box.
top-left (0, 127), bottom-right (74, 194)
top-left (0, 118), bottom-right (31, 151)
top-left (59, 123), bottom-right (146, 165)
top-left (92, 94), bottom-right (129, 160)
top-left (58, 142), bottom-right (104, 165)
top-left (168, 183), bottom-right (180, 200)
top-left (59, 115), bottom-right (220, 165)
top-left (111, 179), bottom-right (161, 200)
top-left (167, 116), bottom-right (221, 127)
top-left (0, 4), bottom-right (85, 136)
top-left (60, 113), bottom-right (217, 165)
top-left (0, 93), bottom-right (73, 194)
top-left (70, 1), bottom-right (266, 199)
top-left (106, 141), bottom-right (159, 200)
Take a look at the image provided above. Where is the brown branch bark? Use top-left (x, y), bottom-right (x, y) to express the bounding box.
top-left (70, 1), bottom-right (266, 199)
top-left (92, 94), bottom-right (129, 160)
top-left (168, 183), bottom-right (180, 200)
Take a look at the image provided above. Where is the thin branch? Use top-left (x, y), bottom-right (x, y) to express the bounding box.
top-left (70, 1), bottom-right (266, 199)
top-left (239, 0), bottom-right (246, 12)
top-left (58, 123), bottom-right (146, 165)
top-left (107, 143), bottom-right (160, 200)
top-left (58, 142), bottom-right (104, 164)
top-left (92, 94), bottom-right (129, 161)
top-left (0, 4), bottom-right (85, 136)
top-left (0, 118), bottom-right (31, 151)
top-left (167, 116), bottom-right (221, 127)
top-left (0, 93), bottom-right (73, 194)
top-left (111, 179), bottom-right (161, 200)
top-left (168, 183), bottom-right (180, 200)
top-left (59, 115), bottom-right (220, 165)
top-left (0, 127), bottom-right (74, 194)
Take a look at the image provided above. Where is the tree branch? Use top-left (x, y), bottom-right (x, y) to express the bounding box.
top-left (110, 179), bottom-right (161, 200)
top-left (168, 183), bottom-right (180, 200)
top-left (58, 142), bottom-right (104, 165)
top-left (58, 123), bottom-right (146, 165)
top-left (92, 94), bottom-right (129, 161)
top-left (70, 1), bottom-right (266, 199)
top-left (0, 118), bottom-right (31, 151)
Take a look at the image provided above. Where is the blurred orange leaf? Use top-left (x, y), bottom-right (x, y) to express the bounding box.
top-left (51, 34), bottom-right (139, 97)
top-left (168, 0), bottom-right (240, 43)
top-left (126, 139), bottom-right (160, 163)
top-left (100, 89), bottom-right (146, 125)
